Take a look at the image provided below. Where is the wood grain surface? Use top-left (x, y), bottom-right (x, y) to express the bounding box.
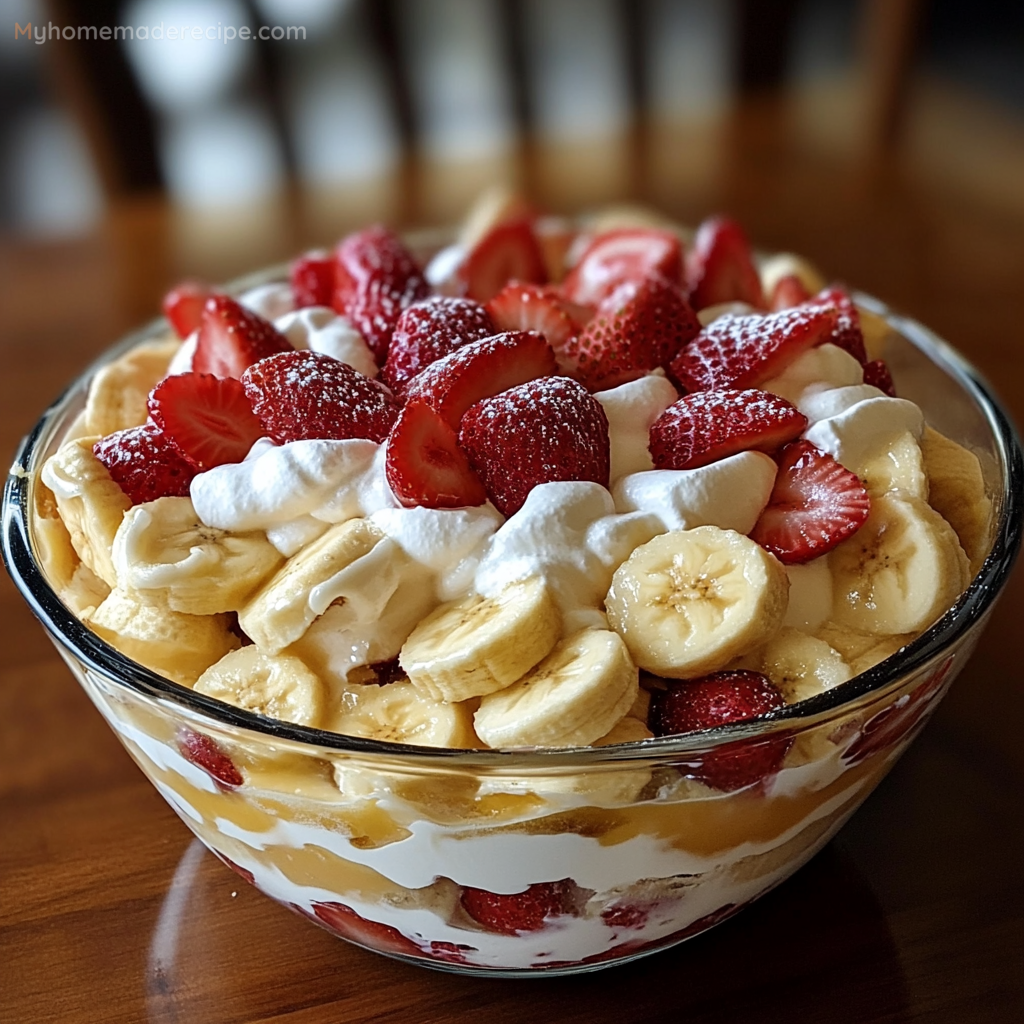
top-left (2, 102), bottom-right (1023, 1023)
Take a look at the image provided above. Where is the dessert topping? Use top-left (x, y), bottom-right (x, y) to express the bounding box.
top-left (162, 280), bottom-right (213, 339)
top-left (93, 423), bottom-right (197, 505)
top-left (193, 294), bottom-right (293, 379)
top-left (685, 216), bottom-right (765, 311)
top-left (289, 250), bottom-right (335, 309)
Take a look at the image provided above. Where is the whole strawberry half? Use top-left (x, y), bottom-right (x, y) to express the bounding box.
top-left (404, 330), bottom-right (556, 429)
top-left (148, 372), bottom-right (264, 470)
top-left (649, 389), bottom-right (808, 470)
top-left (332, 225), bottom-right (429, 363)
top-left (566, 274), bottom-right (701, 391)
top-left (312, 901), bottom-right (422, 957)
top-left (750, 439), bottom-right (871, 563)
top-left (193, 294), bottom-right (293, 379)
top-left (686, 216), bottom-right (765, 311)
top-left (486, 283), bottom-right (577, 372)
top-left (177, 728), bottom-right (243, 789)
top-left (458, 376), bottom-right (610, 516)
top-left (807, 286), bottom-right (867, 364)
top-left (290, 249), bottom-right (335, 308)
top-left (381, 296), bottom-right (495, 396)
top-left (93, 422), bottom-right (198, 505)
top-left (241, 350), bottom-right (400, 444)
top-left (163, 280), bottom-right (213, 339)
top-left (561, 227), bottom-right (684, 307)
top-left (862, 358), bottom-right (896, 396)
top-left (460, 879), bottom-right (581, 935)
top-left (649, 671), bottom-right (790, 791)
top-left (459, 218), bottom-right (547, 302)
top-left (385, 400), bottom-right (486, 509)
top-left (669, 305), bottom-right (838, 393)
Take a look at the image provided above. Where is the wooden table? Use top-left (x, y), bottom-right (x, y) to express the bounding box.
top-left (2, 108), bottom-right (1023, 1022)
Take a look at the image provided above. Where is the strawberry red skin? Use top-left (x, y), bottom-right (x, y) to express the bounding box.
top-left (148, 372), bottom-right (264, 469)
top-left (649, 671), bottom-right (790, 791)
top-left (686, 217), bottom-right (765, 311)
top-left (461, 879), bottom-right (580, 935)
top-left (163, 280), bottom-right (214, 339)
top-left (312, 901), bottom-right (422, 957)
top-left (177, 729), bottom-right (243, 789)
top-left (459, 219), bottom-right (547, 302)
top-left (750, 440), bottom-right (871, 563)
top-left (332, 225), bottom-right (429, 363)
top-left (561, 228), bottom-right (684, 307)
top-left (862, 358), bottom-right (897, 396)
top-left (649, 389), bottom-right (808, 471)
top-left (381, 296), bottom-right (495, 396)
top-left (93, 423), bottom-right (197, 505)
top-left (809, 286), bottom-right (867, 364)
top-left (669, 305), bottom-right (838, 393)
top-left (290, 250), bottom-right (335, 308)
top-left (241, 350), bottom-right (400, 444)
top-left (193, 295), bottom-right (293, 379)
top-left (486, 283), bottom-right (577, 370)
top-left (769, 274), bottom-right (812, 310)
top-left (385, 400), bottom-right (486, 509)
top-left (458, 376), bottom-right (610, 516)
top-left (567, 275), bottom-right (701, 391)
top-left (404, 330), bottom-right (556, 429)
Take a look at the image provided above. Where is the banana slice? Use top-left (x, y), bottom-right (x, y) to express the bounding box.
top-left (606, 527), bottom-right (790, 678)
top-left (920, 426), bottom-right (993, 573)
top-left (40, 437), bottom-right (131, 587)
top-left (87, 586), bottom-right (238, 685)
top-left (760, 628), bottom-right (852, 704)
top-left (474, 628), bottom-right (639, 748)
top-left (112, 496), bottom-right (283, 614)
top-left (33, 479), bottom-right (79, 592)
top-left (238, 519), bottom-right (384, 653)
top-left (859, 430), bottom-right (928, 500)
top-left (829, 492), bottom-right (970, 636)
top-left (329, 678), bottom-right (479, 747)
top-left (84, 338), bottom-right (180, 437)
top-left (400, 577), bottom-right (561, 703)
top-left (60, 563), bottom-right (111, 620)
top-left (195, 646), bottom-right (326, 728)
top-left (814, 621), bottom-right (913, 676)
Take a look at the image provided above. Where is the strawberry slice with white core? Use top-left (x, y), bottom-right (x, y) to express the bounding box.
top-left (403, 330), bottom-right (557, 429)
top-left (290, 250), bottom-right (334, 308)
top-left (385, 400), bottom-right (486, 509)
top-left (567, 274), bottom-right (701, 391)
top-left (807, 286), bottom-right (867, 364)
top-left (193, 295), bottom-right (293, 379)
top-left (750, 439), bottom-right (871, 563)
top-left (148, 372), bottom-right (264, 470)
top-left (649, 389), bottom-right (808, 471)
top-left (459, 219), bottom-right (547, 302)
top-left (686, 216), bottom-right (765, 311)
top-left (163, 280), bottom-right (213, 339)
top-left (561, 228), bottom-right (684, 307)
top-left (769, 273), bottom-right (812, 310)
top-left (486, 283), bottom-right (577, 370)
top-left (669, 304), bottom-right (838, 393)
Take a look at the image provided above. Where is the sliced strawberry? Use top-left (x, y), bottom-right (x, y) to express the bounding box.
top-left (862, 358), bottom-right (896, 396)
top-left (669, 305), bottom-right (838, 393)
top-left (750, 440), bottom-right (871, 563)
top-left (460, 879), bottom-right (581, 935)
top-left (93, 423), bottom-right (197, 505)
top-left (148, 372), bottom-right (264, 470)
top-left (561, 228), bottom-right (684, 307)
top-left (332, 225), bottom-right (429, 363)
top-left (241, 350), bottom-right (399, 444)
top-left (808, 286), bottom-right (867, 363)
top-left (312, 901), bottom-right (422, 957)
top-left (385, 400), bottom-right (486, 509)
top-left (566, 275), bottom-right (701, 391)
top-left (458, 376), bottom-right (610, 516)
top-left (686, 216), bottom-right (765, 311)
top-left (177, 729), bottom-right (243, 789)
top-left (459, 219), bottom-right (547, 303)
top-left (486, 283), bottom-right (577, 370)
top-left (163, 280), bottom-right (213, 339)
top-left (649, 671), bottom-right (790, 791)
top-left (769, 273), bottom-right (812, 310)
top-left (649, 389), bottom-right (808, 471)
top-left (404, 330), bottom-right (556, 429)
top-left (381, 296), bottom-right (495, 396)
top-left (193, 295), bottom-right (293, 380)
top-left (290, 249), bottom-right (335, 308)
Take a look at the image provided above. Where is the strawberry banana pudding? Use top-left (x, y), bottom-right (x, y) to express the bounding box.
top-left (31, 199), bottom-right (993, 971)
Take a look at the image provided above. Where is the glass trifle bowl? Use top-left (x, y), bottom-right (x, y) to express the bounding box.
top-left (3, 239), bottom-right (1022, 976)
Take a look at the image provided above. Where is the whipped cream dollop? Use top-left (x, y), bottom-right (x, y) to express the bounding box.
top-left (761, 344), bottom-right (864, 406)
top-left (239, 282), bottom-right (295, 321)
top-left (274, 306), bottom-right (378, 378)
top-left (803, 395), bottom-right (924, 472)
top-left (594, 373), bottom-right (679, 483)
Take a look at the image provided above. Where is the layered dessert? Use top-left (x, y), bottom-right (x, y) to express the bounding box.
top-left (30, 195), bottom-right (993, 970)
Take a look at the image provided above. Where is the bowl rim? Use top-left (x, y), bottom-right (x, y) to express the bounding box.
top-left (3, 278), bottom-right (1022, 768)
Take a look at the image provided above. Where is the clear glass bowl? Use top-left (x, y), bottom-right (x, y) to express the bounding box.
top-left (3, 282), bottom-right (1021, 976)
